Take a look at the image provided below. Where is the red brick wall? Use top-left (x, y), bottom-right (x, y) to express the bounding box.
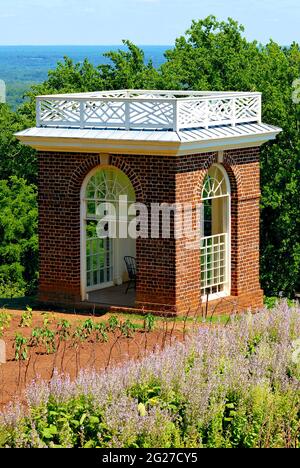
top-left (111, 154), bottom-right (178, 312)
top-left (37, 147), bottom-right (263, 314)
top-left (224, 148), bottom-right (262, 298)
top-left (38, 153), bottom-right (103, 304)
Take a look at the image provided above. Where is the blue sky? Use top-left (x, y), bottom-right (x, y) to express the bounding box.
top-left (0, 0), bottom-right (299, 45)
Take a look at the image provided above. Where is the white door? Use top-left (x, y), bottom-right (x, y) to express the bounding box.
top-left (86, 220), bottom-right (114, 291)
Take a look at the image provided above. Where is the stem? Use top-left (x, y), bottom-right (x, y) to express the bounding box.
top-left (105, 333), bottom-right (121, 370)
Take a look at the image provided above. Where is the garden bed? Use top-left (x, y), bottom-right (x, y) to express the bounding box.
top-left (0, 308), bottom-right (187, 407)
top-left (2, 302), bottom-right (300, 448)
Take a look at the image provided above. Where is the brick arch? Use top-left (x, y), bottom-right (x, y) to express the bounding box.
top-left (110, 155), bottom-right (144, 202)
top-left (194, 156), bottom-right (240, 204)
top-left (193, 152), bottom-right (217, 204)
top-left (222, 152), bottom-right (242, 199)
top-left (67, 154), bottom-right (144, 201)
top-left (221, 163), bottom-right (239, 200)
top-left (67, 154), bottom-right (102, 196)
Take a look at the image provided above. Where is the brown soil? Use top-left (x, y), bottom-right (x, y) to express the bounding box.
top-left (0, 310), bottom-right (188, 408)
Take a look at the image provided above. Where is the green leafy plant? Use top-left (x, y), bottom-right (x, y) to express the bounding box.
top-left (19, 306), bottom-right (33, 328)
top-left (81, 318), bottom-right (95, 339)
top-left (0, 277), bottom-right (26, 299)
top-left (30, 326), bottom-right (42, 348)
top-left (0, 177), bottom-right (38, 297)
top-left (94, 322), bottom-right (108, 343)
top-left (14, 333), bottom-right (28, 361)
top-left (72, 324), bottom-right (88, 346)
top-left (56, 319), bottom-right (71, 342)
top-left (120, 319), bottom-right (136, 338)
top-left (144, 313), bottom-right (155, 332)
top-left (42, 312), bottom-right (55, 327)
top-left (264, 296), bottom-right (295, 310)
top-left (108, 316), bottom-right (119, 332)
top-left (41, 327), bottom-right (56, 354)
top-left (30, 326), bottom-right (56, 354)
top-left (0, 310), bottom-right (12, 338)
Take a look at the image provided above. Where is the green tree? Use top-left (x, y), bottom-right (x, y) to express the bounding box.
top-left (0, 103), bottom-right (36, 183)
top-left (0, 176), bottom-right (38, 297)
top-left (159, 16), bottom-right (300, 296)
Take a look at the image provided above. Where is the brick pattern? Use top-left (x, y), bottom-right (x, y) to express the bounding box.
top-left (223, 148), bottom-right (261, 297)
top-left (37, 146), bottom-right (263, 314)
top-left (111, 154), bottom-right (178, 312)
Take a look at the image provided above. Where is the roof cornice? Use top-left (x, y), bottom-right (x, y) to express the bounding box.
top-left (15, 127), bottom-right (281, 156)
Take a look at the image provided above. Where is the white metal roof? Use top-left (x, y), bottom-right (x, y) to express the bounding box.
top-left (16, 122), bottom-right (282, 156)
top-left (16, 122), bottom-right (280, 143)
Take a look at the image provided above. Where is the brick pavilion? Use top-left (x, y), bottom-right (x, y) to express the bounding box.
top-left (16, 90), bottom-right (282, 315)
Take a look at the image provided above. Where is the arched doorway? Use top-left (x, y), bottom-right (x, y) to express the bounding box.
top-left (80, 166), bottom-right (136, 302)
top-left (201, 164), bottom-right (231, 300)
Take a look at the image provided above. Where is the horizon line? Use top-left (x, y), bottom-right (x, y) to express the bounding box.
top-left (0, 44), bottom-right (173, 47)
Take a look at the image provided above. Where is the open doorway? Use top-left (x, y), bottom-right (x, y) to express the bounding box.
top-left (80, 166), bottom-right (136, 306)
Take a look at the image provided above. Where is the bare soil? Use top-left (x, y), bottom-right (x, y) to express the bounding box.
top-left (0, 310), bottom-right (187, 408)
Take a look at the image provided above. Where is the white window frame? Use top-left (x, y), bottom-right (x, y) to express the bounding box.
top-left (201, 164), bottom-right (231, 302)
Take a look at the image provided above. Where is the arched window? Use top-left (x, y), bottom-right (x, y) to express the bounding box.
top-left (82, 167), bottom-right (136, 294)
top-left (201, 164), bottom-right (231, 299)
top-left (85, 168), bottom-right (135, 217)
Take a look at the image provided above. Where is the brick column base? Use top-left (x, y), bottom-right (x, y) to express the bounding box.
top-left (199, 289), bottom-right (264, 318)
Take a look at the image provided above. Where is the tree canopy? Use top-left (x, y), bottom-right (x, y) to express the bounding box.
top-left (0, 16), bottom-right (299, 297)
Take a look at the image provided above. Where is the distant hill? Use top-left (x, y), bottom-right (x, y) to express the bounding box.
top-left (0, 45), bottom-right (169, 109)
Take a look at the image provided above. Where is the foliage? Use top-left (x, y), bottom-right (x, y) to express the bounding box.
top-left (2, 302), bottom-right (300, 448)
top-left (108, 315), bottom-right (119, 332)
top-left (0, 310), bottom-right (11, 338)
top-left (6, 81), bottom-right (33, 111)
top-left (0, 311), bottom-right (141, 361)
top-left (0, 104), bottom-right (36, 182)
top-left (94, 322), bottom-right (108, 343)
top-left (14, 333), bottom-right (28, 361)
top-left (30, 326), bottom-right (56, 355)
top-left (41, 313), bottom-right (55, 328)
top-left (19, 307), bottom-right (33, 328)
top-left (71, 316), bottom-right (136, 345)
top-left (120, 319), bottom-right (136, 338)
top-left (0, 177), bottom-right (38, 297)
top-left (144, 313), bottom-right (155, 332)
top-left (30, 313), bottom-right (57, 355)
top-left (264, 296), bottom-right (296, 310)
top-left (56, 319), bottom-right (71, 342)
top-left (0, 277), bottom-right (26, 299)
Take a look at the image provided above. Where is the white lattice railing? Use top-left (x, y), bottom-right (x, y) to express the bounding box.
top-left (36, 89), bottom-right (262, 131)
